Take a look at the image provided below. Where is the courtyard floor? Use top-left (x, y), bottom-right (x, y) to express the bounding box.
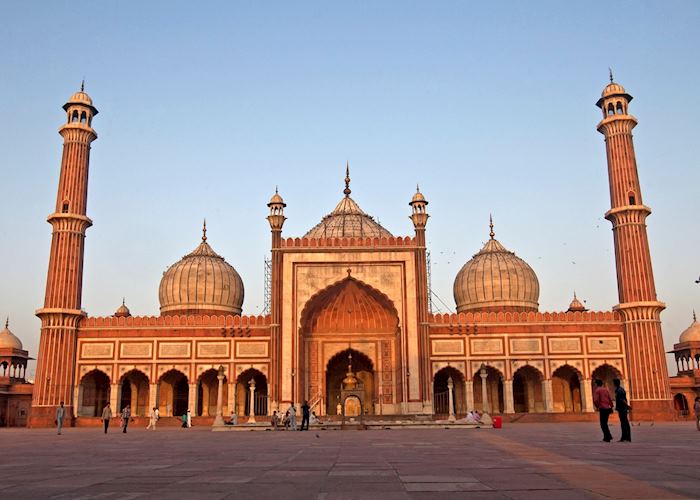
top-left (0, 422), bottom-right (698, 499)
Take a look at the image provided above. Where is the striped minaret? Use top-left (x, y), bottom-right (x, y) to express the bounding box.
top-left (596, 75), bottom-right (672, 418)
top-left (30, 84), bottom-right (98, 426)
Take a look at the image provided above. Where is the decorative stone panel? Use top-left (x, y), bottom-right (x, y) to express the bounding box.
top-left (197, 342), bottom-right (230, 358)
top-left (548, 338), bottom-right (582, 354)
top-left (471, 338), bottom-right (503, 355)
top-left (510, 338), bottom-right (542, 354)
top-left (235, 341), bottom-right (268, 358)
top-left (588, 337), bottom-right (620, 354)
top-left (120, 342), bottom-right (152, 359)
top-left (158, 342), bottom-right (191, 358)
top-left (432, 339), bottom-right (465, 355)
top-left (80, 342), bottom-right (114, 359)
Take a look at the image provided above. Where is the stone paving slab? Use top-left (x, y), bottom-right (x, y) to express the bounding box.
top-left (0, 422), bottom-right (698, 498)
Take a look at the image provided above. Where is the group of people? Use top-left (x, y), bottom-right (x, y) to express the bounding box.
top-left (98, 402), bottom-right (135, 433)
top-left (592, 378), bottom-right (631, 442)
top-left (269, 401), bottom-right (321, 430)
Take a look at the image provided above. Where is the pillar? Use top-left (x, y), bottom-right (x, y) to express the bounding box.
top-left (479, 367), bottom-right (490, 414)
top-left (504, 380), bottom-right (514, 414)
top-left (465, 380), bottom-right (474, 412)
top-left (447, 376), bottom-right (456, 422)
top-left (543, 379), bottom-right (553, 413)
top-left (188, 383), bottom-right (197, 415)
top-left (248, 378), bottom-right (256, 423)
top-left (148, 383), bottom-right (158, 414)
top-left (581, 379), bottom-right (594, 413)
top-left (110, 384), bottom-right (119, 411)
top-left (213, 366), bottom-right (225, 427)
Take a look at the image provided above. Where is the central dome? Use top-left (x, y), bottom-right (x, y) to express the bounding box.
top-left (304, 166), bottom-right (392, 239)
top-left (159, 224), bottom-right (244, 316)
top-left (453, 219), bottom-right (539, 313)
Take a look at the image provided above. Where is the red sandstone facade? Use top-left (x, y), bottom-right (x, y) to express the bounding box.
top-left (28, 79), bottom-right (674, 427)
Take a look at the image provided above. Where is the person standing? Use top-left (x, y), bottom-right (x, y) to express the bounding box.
top-left (301, 400), bottom-right (310, 431)
top-left (186, 409), bottom-right (192, 428)
top-left (121, 405), bottom-right (131, 434)
top-left (146, 407), bottom-right (157, 430)
top-left (694, 397), bottom-right (700, 431)
top-left (101, 402), bottom-right (113, 434)
top-left (55, 401), bottom-right (66, 435)
top-left (181, 412), bottom-right (188, 428)
top-left (592, 379), bottom-right (614, 442)
top-left (613, 378), bottom-right (631, 442)
top-left (288, 402), bottom-right (297, 431)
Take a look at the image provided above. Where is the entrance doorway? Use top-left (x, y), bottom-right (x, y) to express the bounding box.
top-left (159, 370), bottom-right (188, 417)
top-left (326, 349), bottom-right (374, 416)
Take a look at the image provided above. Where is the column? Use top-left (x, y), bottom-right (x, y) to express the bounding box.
top-left (148, 383), bottom-right (158, 414)
top-left (188, 383), bottom-right (197, 416)
top-left (504, 380), bottom-right (514, 414)
top-left (227, 381), bottom-right (235, 416)
top-left (73, 384), bottom-right (81, 415)
top-left (543, 379), bottom-right (553, 413)
top-left (447, 376), bottom-right (456, 422)
top-left (465, 380), bottom-right (474, 412)
top-left (581, 379), bottom-right (594, 413)
top-left (248, 378), bottom-right (256, 423)
top-left (479, 367), bottom-right (490, 414)
top-left (110, 384), bottom-right (119, 411)
top-left (213, 366), bottom-right (225, 427)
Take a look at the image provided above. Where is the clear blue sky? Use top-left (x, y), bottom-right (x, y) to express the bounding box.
top-left (1, 1), bottom-right (699, 376)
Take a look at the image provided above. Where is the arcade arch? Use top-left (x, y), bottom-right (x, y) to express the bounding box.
top-left (326, 349), bottom-right (374, 416)
top-left (591, 364), bottom-right (623, 398)
top-left (473, 365), bottom-right (504, 413)
top-left (551, 365), bottom-right (582, 413)
top-left (78, 369), bottom-right (110, 417)
top-left (513, 365), bottom-right (544, 413)
top-left (433, 366), bottom-right (466, 415)
top-left (158, 369), bottom-right (188, 417)
top-left (235, 368), bottom-right (267, 418)
top-left (119, 369), bottom-right (149, 416)
top-left (198, 369), bottom-right (228, 417)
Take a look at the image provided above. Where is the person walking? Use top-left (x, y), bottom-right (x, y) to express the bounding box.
top-left (288, 402), bottom-right (297, 431)
top-left (146, 407), bottom-right (157, 430)
top-left (101, 402), bottom-right (113, 434)
top-left (592, 379), bottom-right (614, 442)
top-left (301, 400), bottom-right (310, 431)
top-left (613, 378), bottom-right (631, 442)
top-left (55, 401), bottom-right (66, 435)
top-left (121, 405), bottom-right (131, 434)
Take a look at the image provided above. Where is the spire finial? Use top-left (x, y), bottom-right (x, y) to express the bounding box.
top-left (122, 297), bottom-right (126, 306)
top-left (416, 184), bottom-right (420, 193)
top-left (573, 291), bottom-right (577, 300)
top-left (343, 162), bottom-right (351, 197)
top-left (202, 219), bottom-right (207, 242)
top-left (275, 185), bottom-right (278, 194)
top-left (81, 79), bottom-right (85, 92)
top-left (4, 316), bottom-right (8, 329)
top-left (489, 214), bottom-right (495, 239)
top-left (694, 310), bottom-right (697, 322)
top-left (608, 68), bottom-right (614, 83)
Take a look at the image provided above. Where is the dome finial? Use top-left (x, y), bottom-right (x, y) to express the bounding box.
top-left (694, 309), bottom-right (697, 323)
top-left (202, 219), bottom-right (207, 242)
top-left (608, 67), bottom-right (614, 83)
top-left (122, 297), bottom-right (126, 306)
top-left (4, 316), bottom-right (8, 329)
top-left (81, 78), bottom-right (85, 92)
top-left (489, 214), bottom-right (495, 239)
top-left (275, 185), bottom-right (279, 194)
top-left (344, 162), bottom-right (351, 197)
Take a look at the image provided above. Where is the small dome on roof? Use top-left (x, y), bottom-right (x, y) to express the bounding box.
top-left (304, 166), bottom-right (392, 239)
top-left (268, 188), bottom-right (285, 206)
top-left (0, 319), bottom-right (23, 350)
top-left (114, 299), bottom-right (131, 318)
top-left (67, 90), bottom-right (93, 106)
top-left (567, 293), bottom-right (587, 312)
top-left (410, 186), bottom-right (427, 205)
top-left (679, 311), bottom-right (700, 343)
top-left (601, 82), bottom-right (627, 98)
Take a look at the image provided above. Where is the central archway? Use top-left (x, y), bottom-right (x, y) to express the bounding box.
top-left (299, 275), bottom-right (401, 416)
top-left (326, 349), bottom-right (374, 416)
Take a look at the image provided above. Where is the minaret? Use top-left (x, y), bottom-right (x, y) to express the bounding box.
top-left (30, 84), bottom-right (98, 426)
top-left (267, 187), bottom-right (286, 409)
top-left (409, 185), bottom-right (431, 407)
top-left (596, 75), bottom-right (672, 417)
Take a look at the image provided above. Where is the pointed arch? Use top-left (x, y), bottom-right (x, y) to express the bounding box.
top-left (78, 369), bottom-right (110, 417)
top-left (300, 276), bottom-right (399, 334)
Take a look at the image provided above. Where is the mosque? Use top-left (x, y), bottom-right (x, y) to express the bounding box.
top-left (19, 78), bottom-right (694, 427)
